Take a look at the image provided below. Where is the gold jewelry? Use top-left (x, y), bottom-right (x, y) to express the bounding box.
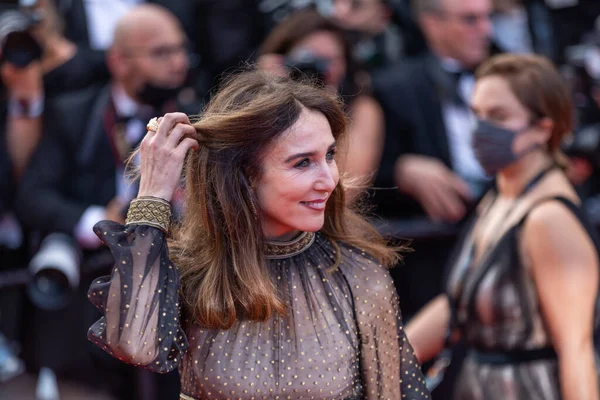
top-left (126, 196), bottom-right (172, 234)
top-left (250, 198), bottom-right (259, 219)
top-left (146, 117), bottom-right (159, 133)
top-left (249, 193), bottom-right (258, 219)
top-left (264, 231), bottom-right (315, 259)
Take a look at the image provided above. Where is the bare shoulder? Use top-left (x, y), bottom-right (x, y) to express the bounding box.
top-left (525, 198), bottom-right (583, 236)
top-left (524, 198), bottom-right (598, 268)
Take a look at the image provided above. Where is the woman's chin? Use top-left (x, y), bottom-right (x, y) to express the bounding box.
top-left (297, 219), bottom-right (325, 233)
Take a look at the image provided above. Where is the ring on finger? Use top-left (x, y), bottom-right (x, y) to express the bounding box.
top-left (146, 117), bottom-right (160, 133)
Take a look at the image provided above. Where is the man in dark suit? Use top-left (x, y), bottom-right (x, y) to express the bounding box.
top-left (15, 5), bottom-right (197, 399)
top-left (371, 0), bottom-right (493, 317)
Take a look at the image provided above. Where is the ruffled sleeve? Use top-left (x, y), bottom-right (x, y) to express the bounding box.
top-left (340, 246), bottom-right (431, 399)
top-left (87, 220), bottom-right (188, 374)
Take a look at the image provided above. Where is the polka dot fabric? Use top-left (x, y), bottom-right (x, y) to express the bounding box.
top-left (88, 221), bottom-right (430, 399)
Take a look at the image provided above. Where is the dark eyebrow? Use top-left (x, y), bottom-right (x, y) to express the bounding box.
top-left (284, 141), bottom-right (337, 164)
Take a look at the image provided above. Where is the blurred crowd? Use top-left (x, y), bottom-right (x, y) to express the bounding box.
top-left (1, 0), bottom-right (600, 399)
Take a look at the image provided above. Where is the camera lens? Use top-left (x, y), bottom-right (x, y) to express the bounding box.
top-left (28, 269), bottom-right (73, 310)
top-left (28, 233), bottom-right (81, 311)
top-left (32, 269), bottom-right (70, 297)
top-left (285, 50), bottom-right (329, 85)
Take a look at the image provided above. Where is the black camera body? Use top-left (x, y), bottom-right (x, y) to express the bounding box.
top-left (284, 49), bottom-right (329, 84)
top-left (0, 0), bottom-right (42, 67)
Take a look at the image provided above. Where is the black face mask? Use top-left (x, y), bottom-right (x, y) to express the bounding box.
top-left (136, 82), bottom-right (182, 109)
top-left (472, 119), bottom-right (541, 175)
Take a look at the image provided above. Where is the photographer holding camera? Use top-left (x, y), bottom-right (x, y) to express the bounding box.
top-left (9, 4), bottom-right (199, 398)
top-left (0, 0), bottom-right (110, 194)
top-left (0, 2), bottom-right (47, 383)
top-left (0, 0), bottom-right (110, 316)
top-left (258, 8), bottom-right (385, 197)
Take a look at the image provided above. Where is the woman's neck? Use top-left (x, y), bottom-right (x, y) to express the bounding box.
top-left (265, 229), bottom-right (302, 242)
top-left (496, 150), bottom-right (554, 198)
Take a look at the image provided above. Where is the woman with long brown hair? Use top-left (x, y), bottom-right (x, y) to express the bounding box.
top-left (407, 54), bottom-right (600, 399)
top-left (87, 69), bottom-right (430, 399)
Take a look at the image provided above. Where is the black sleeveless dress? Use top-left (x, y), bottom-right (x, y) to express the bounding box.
top-left (445, 195), bottom-right (600, 400)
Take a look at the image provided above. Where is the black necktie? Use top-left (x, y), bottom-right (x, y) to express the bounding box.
top-left (446, 69), bottom-right (473, 107)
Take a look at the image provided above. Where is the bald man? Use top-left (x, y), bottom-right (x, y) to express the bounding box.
top-left (14, 5), bottom-right (198, 398)
top-left (109, 4), bottom-right (190, 109)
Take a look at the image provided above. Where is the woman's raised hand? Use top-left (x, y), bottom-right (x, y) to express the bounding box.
top-left (137, 112), bottom-right (198, 202)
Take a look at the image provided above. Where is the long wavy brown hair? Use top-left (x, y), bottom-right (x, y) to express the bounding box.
top-left (170, 69), bottom-right (399, 330)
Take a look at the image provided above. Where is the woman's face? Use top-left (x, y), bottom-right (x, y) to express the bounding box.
top-left (471, 75), bottom-right (549, 154)
top-left (289, 30), bottom-right (347, 90)
top-left (255, 108), bottom-right (339, 241)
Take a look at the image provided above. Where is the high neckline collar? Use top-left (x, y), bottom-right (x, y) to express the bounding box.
top-left (264, 231), bottom-right (316, 259)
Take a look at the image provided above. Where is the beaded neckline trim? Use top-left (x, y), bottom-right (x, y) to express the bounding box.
top-left (264, 231), bottom-right (315, 259)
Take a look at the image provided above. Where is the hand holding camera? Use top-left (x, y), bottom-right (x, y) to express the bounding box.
top-left (1, 60), bottom-right (43, 99)
top-left (0, 1), bottom-right (43, 68)
top-left (0, 0), bottom-right (45, 117)
top-left (258, 49), bottom-right (330, 84)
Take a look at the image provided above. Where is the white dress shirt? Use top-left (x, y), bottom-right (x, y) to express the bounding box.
top-left (84, 0), bottom-right (143, 50)
top-left (493, 6), bottom-right (534, 55)
top-left (440, 58), bottom-right (487, 188)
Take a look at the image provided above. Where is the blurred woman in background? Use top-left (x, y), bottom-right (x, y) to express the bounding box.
top-left (258, 9), bottom-right (385, 192)
top-left (407, 53), bottom-right (600, 400)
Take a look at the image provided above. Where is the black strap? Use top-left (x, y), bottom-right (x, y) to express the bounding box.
top-left (524, 166), bottom-right (554, 193)
top-left (506, 164), bottom-right (558, 199)
top-left (469, 346), bottom-right (557, 365)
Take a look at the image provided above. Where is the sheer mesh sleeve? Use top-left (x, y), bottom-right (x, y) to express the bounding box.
top-left (340, 246), bottom-right (431, 400)
top-left (87, 220), bottom-right (188, 374)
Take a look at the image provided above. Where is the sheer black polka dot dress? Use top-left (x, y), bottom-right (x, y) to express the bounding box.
top-left (88, 221), bottom-right (431, 399)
